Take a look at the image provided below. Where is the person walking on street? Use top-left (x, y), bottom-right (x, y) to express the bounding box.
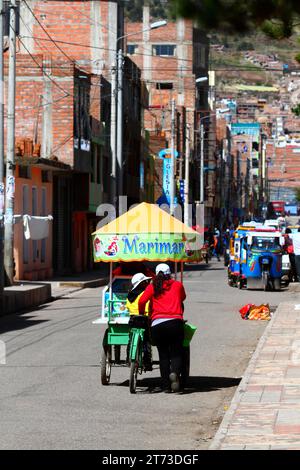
top-left (291, 228), bottom-right (300, 282)
top-left (213, 228), bottom-right (221, 261)
top-left (284, 228), bottom-right (297, 282)
top-left (138, 263), bottom-right (186, 393)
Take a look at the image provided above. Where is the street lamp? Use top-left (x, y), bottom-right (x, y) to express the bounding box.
top-left (111, 20), bottom-right (167, 209)
top-left (195, 76), bottom-right (208, 83)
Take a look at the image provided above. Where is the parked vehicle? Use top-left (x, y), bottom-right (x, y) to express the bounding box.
top-left (228, 226), bottom-right (286, 290)
top-left (243, 231), bottom-right (285, 290)
top-left (264, 219), bottom-right (279, 230)
top-left (227, 225), bottom-right (256, 288)
top-left (267, 201), bottom-right (285, 218)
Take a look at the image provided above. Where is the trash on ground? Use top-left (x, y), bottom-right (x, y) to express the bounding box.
top-left (239, 303), bottom-right (271, 320)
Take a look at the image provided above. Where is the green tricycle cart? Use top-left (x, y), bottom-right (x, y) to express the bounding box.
top-left (92, 203), bottom-right (200, 393)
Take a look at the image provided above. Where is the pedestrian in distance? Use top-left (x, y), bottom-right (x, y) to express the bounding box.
top-left (284, 228), bottom-right (297, 282)
top-left (291, 228), bottom-right (300, 283)
top-left (138, 263), bottom-right (186, 393)
top-left (213, 228), bottom-right (221, 261)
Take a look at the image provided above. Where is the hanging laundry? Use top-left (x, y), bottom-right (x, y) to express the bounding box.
top-left (23, 215), bottom-right (53, 240)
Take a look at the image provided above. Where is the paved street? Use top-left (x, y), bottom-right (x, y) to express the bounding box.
top-left (0, 261), bottom-right (297, 450)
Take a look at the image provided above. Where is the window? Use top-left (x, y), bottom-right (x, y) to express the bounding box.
top-left (194, 44), bottom-right (207, 68)
top-left (41, 170), bottom-right (50, 183)
top-left (152, 45), bottom-right (176, 57)
top-left (19, 166), bottom-right (30, 179)
top-left (127, 44), bottom-right (138, 55)
top-left (156, 82), bottom-right (173, 90)
top-left (252, 236), bottom-right (280, 251)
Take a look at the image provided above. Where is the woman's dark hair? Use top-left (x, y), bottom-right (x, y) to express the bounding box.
top-left (285, 228), bottom-right (292, 234)
top-left (127, 280), bottom-right (148, 303)
top-left (153, 272), bottom-right (170, 297)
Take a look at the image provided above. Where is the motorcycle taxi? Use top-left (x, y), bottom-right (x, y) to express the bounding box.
top-left (227, 225), bottom-right (257, 288)
top-left (241, 229), bottom-right (285, 290)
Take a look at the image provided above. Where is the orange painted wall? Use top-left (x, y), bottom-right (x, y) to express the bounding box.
top-left (13, 166), bottom-right (53, 281)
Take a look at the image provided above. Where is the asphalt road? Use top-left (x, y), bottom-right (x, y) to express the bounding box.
top-left (0, 260), bottom-right (298, 450)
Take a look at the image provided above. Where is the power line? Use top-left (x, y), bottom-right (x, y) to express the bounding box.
top-left (17, 35), bottom-right (71, 97)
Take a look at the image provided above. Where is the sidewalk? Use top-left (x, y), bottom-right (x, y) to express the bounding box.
top-left (210, 301), bottom-right (300, 450)
top-left (46, 268), bottom-right (109, 299)
top-left (2, 268), bottom-right (109, 315)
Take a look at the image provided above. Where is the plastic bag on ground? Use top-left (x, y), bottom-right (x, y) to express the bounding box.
top-left (239, 303), bottom-right (254, 319)
top-left (239, 303), bottom-right (271, 320)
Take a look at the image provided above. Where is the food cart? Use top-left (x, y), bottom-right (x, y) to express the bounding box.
top-left (91, 202), bottom-right (200, 392)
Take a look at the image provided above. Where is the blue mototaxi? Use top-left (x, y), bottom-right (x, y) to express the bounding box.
top-left (240, 230), bottom-right (285, 290)
top-left (228, 225), bottom-right (256, 288)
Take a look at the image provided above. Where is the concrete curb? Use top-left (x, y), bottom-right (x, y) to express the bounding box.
top-left (209, 304), bottom-right (280, 450)
top-left (51, 287), bottom-right (84, 301)
top-left (3, 284), bottom-right (52, 316)
top-left (288, 283), bottom-right (300, 293)
top-left (57, 277), bottom-right (109, 289)
top-left (51, 278), bottom-right (108, 300)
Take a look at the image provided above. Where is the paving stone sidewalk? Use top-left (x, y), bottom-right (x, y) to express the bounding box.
top-left (210, 301), bottom-right (300, 450)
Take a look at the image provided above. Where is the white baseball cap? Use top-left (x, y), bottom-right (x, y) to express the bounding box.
top-left (155, 263), bottom-right (171, 275)
top-left (131, 273), bottom-right (152, 290)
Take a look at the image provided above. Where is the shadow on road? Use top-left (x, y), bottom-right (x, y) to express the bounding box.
top-left (114, 376), bottom-right (241, 395)
top-left (0, 312), bottom-right (49, 334)
top-left (184, 264), bottom-right (210, 272)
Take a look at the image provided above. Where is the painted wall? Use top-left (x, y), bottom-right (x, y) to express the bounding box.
top-left (13, 166), bottom-right (53, 281)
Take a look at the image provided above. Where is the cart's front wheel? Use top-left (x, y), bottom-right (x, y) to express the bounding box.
top-left (101, 346), bottom-right (112, 385)
top-left (129, 337), bottom-right (141, 394)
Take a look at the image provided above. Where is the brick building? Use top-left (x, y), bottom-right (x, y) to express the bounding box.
top-left (125, 6), bottom-right (209, 215)
top-left (4, 0), bottom-right (144, 279)
top-left (266, 141), bottom-right (300, 201)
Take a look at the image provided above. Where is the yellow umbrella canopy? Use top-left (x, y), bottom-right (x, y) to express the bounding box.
top-left (92, 202), bottom-right (201, 263)
top-left (93, 202), bottom-right (197, 235)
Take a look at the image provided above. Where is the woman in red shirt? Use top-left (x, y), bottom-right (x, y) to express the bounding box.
top-left (139, 263), bottom-right (186, 393)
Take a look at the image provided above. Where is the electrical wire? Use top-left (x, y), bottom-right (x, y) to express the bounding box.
top-left (17, 36), bottom-right (71, 97)
top-left (23, 0), bottom-right (76, 65)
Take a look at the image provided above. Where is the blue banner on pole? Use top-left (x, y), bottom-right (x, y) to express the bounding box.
top-left (156, 148), bottom-right (179, 206)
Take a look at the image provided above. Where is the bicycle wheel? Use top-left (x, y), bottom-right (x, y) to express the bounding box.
top-left (101, 346), bottom-right (112, 385)
top-left (129, 337), bottom-right (141, 394)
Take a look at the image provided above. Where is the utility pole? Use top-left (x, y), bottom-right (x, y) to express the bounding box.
top-left (116, 48), bottom-right (123, 203)
top-left (4, 0), bottom-right (17, 285)
top-left (0, 0), bottom-right (5, 312)
top-left (170, 98), bottom-right (176, 216)
top-left (200, 123), bottom-right (204, 203)
top-left (184, 125), bottom-right (190, 226)
top-left (261, 134), bottom-right (267, 204)
top-left (110, 63), bottom-right (117, 207)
